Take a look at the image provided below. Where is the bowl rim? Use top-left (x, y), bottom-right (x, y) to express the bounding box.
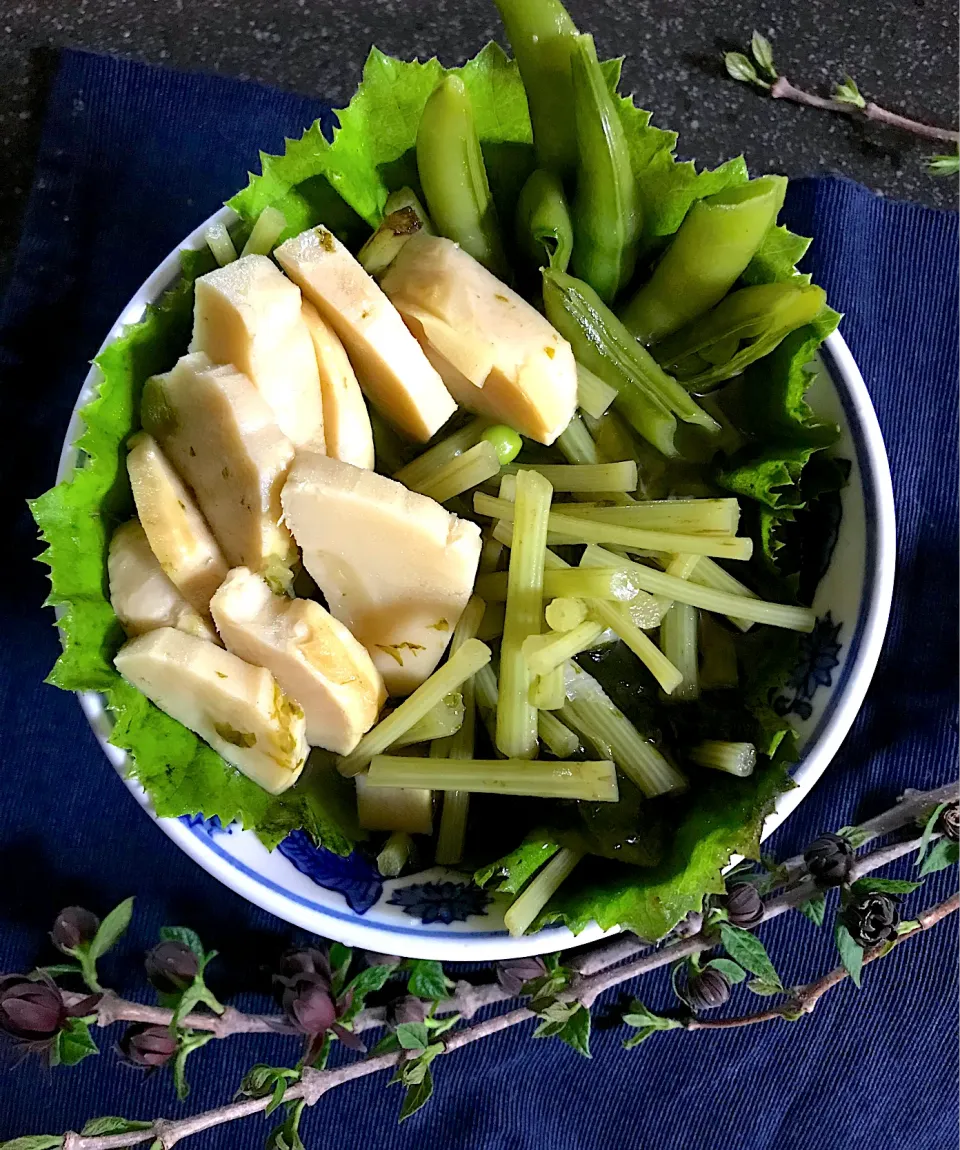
top-left (55, 204), bottom-right (896, 960)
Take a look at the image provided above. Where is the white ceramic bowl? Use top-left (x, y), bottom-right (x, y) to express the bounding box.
top-left (57, 205), bottom-right (895, 960)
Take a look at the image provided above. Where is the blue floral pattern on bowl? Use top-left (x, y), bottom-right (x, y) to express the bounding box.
top-left (276, 831), bottom-right (384, 915)
top-left (388, 880), bottom-right (492, 925)
top-left (774, 612), bottom-right (843, 721)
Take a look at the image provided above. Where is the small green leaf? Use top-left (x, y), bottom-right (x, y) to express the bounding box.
top-left (833, 75), bottom-right (866, 109)
top-left (56, 1018), bottom-right (99, 1067)
top-left (172, 1031), bottom-right (215, 1101)
top-left (37, 964), bottom-right (84, 978)
top-left (395, 1021), bottom-right (429, 1051)
top-left (406, 959), bottom-right (451, 1001)
top-left (80, 1118), bottom-right (154, 1136)
top-left (399, 1066), bottom-right (434, 1121)
top-left (836, 824), bottom-right (871, 848)
top-left (425, 1012), bottom-right (460, 1039)
top-left (799, 894), bottom-right (826, 927)
top-left (371, 1031), bottom-right (403, 1055)
top-left (556, 1004), bottom-right (591, 1058)
top-left (266, 1078), bottom-right (289, 1117)
top-left (328, 943), bottom-right (353, 996)
top-left (747, 977), bottom-right (784, 997)
top-left (88, 897), bottom-right (134, 961)
top-left (834, 922), bottom-right (864, 988)
top-left (239, 1064), bottom-right (299, 1099)
top-left (0, 1138), bottom-right (65, 1150)
top-left (926, 153), bottom-right (960, 176)
top-left (850, 877), bottom-right (922, 895)
top-left (724, 51), bottom-right (769, 89)
top-left (916, 802), bottom-right (948, 864)
top-left (159, 926), bottom-right (205, 961)
top-left (622, 999), bottom-right (682, 1049)
top-left (919, 838), bottom-right (959, 876)
top-left (719, 924), bottom-right (783, 989)
top-left (750, 31), bottom-right (778, 80)
top-left (706, 958), bottom-right (747, 984)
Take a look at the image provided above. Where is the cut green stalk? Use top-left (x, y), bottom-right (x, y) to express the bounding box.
top-left (357, 187), bottom-right (434, 277)
top-left (475, 567), bottom-right (639, 603)
top-left (530, 665), bottom-right (566, 710)
top-left (366, 756), bottom-right (618, 802)
top-left (567, 498), bottom-right (740, 535)
top-left (474, 492), bottom-right (752, 561)
top-left (493, 522), bottom-right (680, 690)
top-left (500, 460), bottom-right (637, 493)
top-left (204, 221), bottom-right (238, 267)
top-left (479, 536), bottom-right (504, 574)
top-left (377, 831), bottom-right (415, 877)
top-left (537, 710), bottom-right (581, 757)
top-left (545, 596), bottom-right (588, 632)
top-left (689, 740), bottom-right (756, 777)
top-left (414, 440), bottom-right (501, 503)
top-left (390, 692), bottom-right (465, 748)
top-left (580, 545), bottom-right (815, 632)
top-left (475, 662), bottom-right (578, 755)
top-left (504, 846), bottom-right (584, 937)
top-left (660, 603), bottom-right (700, 702)
top-left (240, 206), bottom-right (288, 257)
top-left (355, 774), bottom-right (433, 834)
top-left (688, 558), bottom-right (758, 631)
top-left (477, 600), bottom-right (505, 641)
top-left (338, 639), bottom-right (492, 776)
top-left (665, 554), bottom-right (702, 581)
top-left (496, 470), bottom-right (553, 759)
top-left (393, 417), bottom-right (489, 490)
top-left (523, 619), bottom-right (606, 677)
top-left (556, 413), bottom-right (600, 464)
top-left (432, 595), bottom-right (484, 865)
top-left (576, 361), bottom-right (618, 419)
top-left (561, 662), bottom-right (688, 798)
top-left (435, 791), bottom-right (471, 866)
top-left (578, 545), bottom-right (672, 623)
top-left (699, 613), bottom-right (739, 690)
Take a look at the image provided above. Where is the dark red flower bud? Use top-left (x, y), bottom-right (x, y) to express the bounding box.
top-left (496, 956), bottom-right (547, 997)
top-left (277, 947), bottom-right (331, 982)
top-left (0, 974), bottom-right (66, 1041)
top-left (279, 977), bottom-right (337, 1035)
top-left (723, 883), bottom-right (765, 928)
top-left (51, 907), bottom-right (100, 954)
top-left (144, 941), bottom-right (199, 993)
top-left (388, 995), bottom-right (429, 1027)
top-left (685, 967), bottom-right (731, 1012)
top-left (841, 892), bottom-right (901, 947)
top-left (938, 802), bottom-right (960, 843)
top-left (120, 1024), bottom-right (178, 1068)
top-left (804, 833), bottom-right (853, 887)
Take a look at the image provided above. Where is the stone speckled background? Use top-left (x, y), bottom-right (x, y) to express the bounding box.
top-left (1, 0), bottom-right (956, 284)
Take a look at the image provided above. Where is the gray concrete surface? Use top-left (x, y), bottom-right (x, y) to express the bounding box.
top-left (0, 0), bottom-right (956, 275)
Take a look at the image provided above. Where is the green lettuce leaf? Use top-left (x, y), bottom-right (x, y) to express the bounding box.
top-left (536, 762), bottom-right (790, 939)
top-left (31, 38), bottom-right (823, 901)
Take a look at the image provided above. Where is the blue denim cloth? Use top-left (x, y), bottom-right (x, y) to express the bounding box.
top-left (0, 49), bottom-right (956, 1149)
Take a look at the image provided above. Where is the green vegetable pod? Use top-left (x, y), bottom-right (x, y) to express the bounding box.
top-left (620, 175), bottom-right (788, 345)
top-left (542, 268), bottom-right (719, 458)
top-left (569, 33), bottom-right (641, 305)
top-left (416, 74), bottom-right (509, 279)
top-left (515, 168), bottom-right (574, 273)
top-left (494, 0), bottom-right (580, 179)
top-left (653, 282), bottom-right (829, 392)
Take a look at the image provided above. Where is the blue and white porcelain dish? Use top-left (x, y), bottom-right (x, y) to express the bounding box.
top-left (57, 206), bottom-right (896, 961)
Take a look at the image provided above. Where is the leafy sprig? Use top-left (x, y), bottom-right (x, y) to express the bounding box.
top-left (724, 30), bottom-right (959, 174)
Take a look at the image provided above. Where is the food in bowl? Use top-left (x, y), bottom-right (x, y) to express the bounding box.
top-left (31, 0), bottom-right (852, 943)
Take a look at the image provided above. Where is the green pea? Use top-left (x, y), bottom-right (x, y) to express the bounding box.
top-left (481, 424), bottom-right (523, 465)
